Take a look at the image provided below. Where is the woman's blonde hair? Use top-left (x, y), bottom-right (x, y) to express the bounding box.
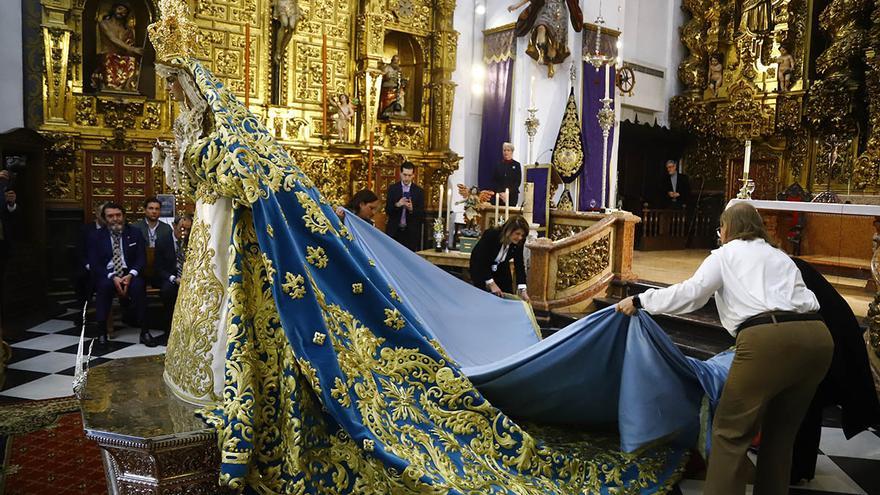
top-left (500, 215), bottom-right (530, 244)
top-left (719, 202), bottom-right (772, 243)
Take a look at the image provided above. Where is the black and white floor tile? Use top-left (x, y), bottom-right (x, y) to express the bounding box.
top-left (2, 310), bottom-right (879, 494)
top-left (2, 315), bottom-right (165, 402)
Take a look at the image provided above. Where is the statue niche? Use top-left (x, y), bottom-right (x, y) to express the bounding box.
top-left (83, 0), bottom-right (157, 96)
top-left (379, 32), bottom-right (424, 121)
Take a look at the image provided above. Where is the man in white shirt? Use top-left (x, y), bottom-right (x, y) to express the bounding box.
top-left (616, 202), bottom-right (832, 495)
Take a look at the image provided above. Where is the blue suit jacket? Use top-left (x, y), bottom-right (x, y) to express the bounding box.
top-left (88, 224), bottom-right (146, 282)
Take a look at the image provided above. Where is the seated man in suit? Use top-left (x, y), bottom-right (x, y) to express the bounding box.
top-left (385, 161), bottom-right (425, 251)
top-left (154, 214), bottom-right (192, 333)
top-left (88, 202), bottom-right (156, 347)
top-left (134, 197), bottom-right (173, 283)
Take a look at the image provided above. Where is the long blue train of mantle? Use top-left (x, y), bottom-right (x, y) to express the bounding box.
top-left (346, 213), bottom-right (733, 455)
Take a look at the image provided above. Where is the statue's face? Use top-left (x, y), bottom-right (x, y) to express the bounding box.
top-left (710, 57), bottom-right (718, 65)
top-left (391, 55), bottom-right (399, 66)
top-left (165, 76), bottom-right (186, 103)
top-left (780, 47), bottom-right (788, 55)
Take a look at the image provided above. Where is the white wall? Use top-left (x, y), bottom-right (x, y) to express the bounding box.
top-left (618, 0), bottom-right (684, 126)
top-left (0, 1), bottom-right (23, 132)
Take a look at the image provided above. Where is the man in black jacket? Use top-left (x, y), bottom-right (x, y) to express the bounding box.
top-left (789, 257), bottom-right (880, 482)
top-left (492, 142), bottom-right (522, 206)
top-left (663, 160), bottom-right (691, 209)
top-left (468, 216), bottom-right (530, 301)
top-left (385, 161), bottom-right (425, 251)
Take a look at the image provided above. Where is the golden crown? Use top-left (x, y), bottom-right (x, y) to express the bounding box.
top-left (148, 0), bottom-right (199, 63)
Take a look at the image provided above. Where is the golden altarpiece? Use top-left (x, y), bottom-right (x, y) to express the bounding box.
top-left (28, 0), bottom-right (460, 225)
top-left (669, 0), bottom-right (880, 386)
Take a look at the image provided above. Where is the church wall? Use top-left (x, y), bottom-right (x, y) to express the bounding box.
top-left (449, 0), bottom-right (482, 204)
top-left (0, 1), bottom-right (24, 133)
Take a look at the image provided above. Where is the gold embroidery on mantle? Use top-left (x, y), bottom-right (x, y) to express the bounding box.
top-left (164, 216), bottom-right (224, 403)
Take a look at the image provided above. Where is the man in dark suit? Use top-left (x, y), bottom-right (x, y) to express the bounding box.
top-left (663, 160), bottom-right (691, 208)
top-left (385, 161), bottom-right (425, 251)
top-left (74, 202), bottom-right (106, 326)
top-left (88, 202), bottom-right (155, 347)
top-left (154, 214), bottom-right (192, 332)
top-left (492, 142), bottom-right (522, 206)
top-left (134, 197), bottom-right (173, 284)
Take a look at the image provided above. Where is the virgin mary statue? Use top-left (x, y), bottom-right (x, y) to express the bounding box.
top-left (147, 2), bottom-right (700, 493)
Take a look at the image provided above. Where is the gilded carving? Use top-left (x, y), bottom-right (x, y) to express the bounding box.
top-left (164, 217), bottom-right (225, 403)
top-left (549, 223), bottom-right (588, 241)
top-left (44, 132), bottom-right (80, 201)
top-left (556, 234), bottom-right (611, 291)
top-left (75, 96), bottom-right (97, 126)
top-left (678, 0), bottom-right (709, 93)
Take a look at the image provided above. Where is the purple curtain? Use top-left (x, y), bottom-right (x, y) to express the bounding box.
top-left (478, 59), bottom-right (514, 190)
top-left (580, 63), bottom-right (615, 210)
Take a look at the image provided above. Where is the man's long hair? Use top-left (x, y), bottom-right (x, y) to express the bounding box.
top-left (719, 202), bottom-right (773, 244)
top-left (104, 2), bottom-right (132, 21)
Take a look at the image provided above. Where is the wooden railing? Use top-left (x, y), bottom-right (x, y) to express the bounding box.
top-left (640, 207), bottom-right (716, 250)
top-left (526, 210), bottom-right (639, 313)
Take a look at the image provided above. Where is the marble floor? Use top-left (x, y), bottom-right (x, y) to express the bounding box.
top-left (632, 249), bottom-right (876, 318)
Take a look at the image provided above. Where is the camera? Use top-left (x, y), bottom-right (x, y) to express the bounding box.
top-left (0, 155), bottom-right (26, 197)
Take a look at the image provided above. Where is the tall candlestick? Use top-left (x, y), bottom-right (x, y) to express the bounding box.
top-left (321, 24), bottom-right (328, 137)
top-left (446, 183), bottom-right (453, 250)
top-left (505, 187), bottom-right (510, 221)
top-left (494, 193), bottom-right (500, 224)
top-left (604, 63), bottom-right (610, 99)
top-left (244, 23), bottom-right (251, 108)
top-left (368, 130), bottom-right (374, 188)
top-left (437, 184), bottom-right (444, 219)
top-left (529, 75), bottom-right (535, 107)
top-left (743, 139), bottom-right (752, 176)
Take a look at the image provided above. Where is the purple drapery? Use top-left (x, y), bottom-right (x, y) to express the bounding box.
top-left (478, 59), bottom-right (514, 190)
top-left (580, 63), bottom-right (616, 210)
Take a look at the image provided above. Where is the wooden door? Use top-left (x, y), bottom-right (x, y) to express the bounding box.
top-left (85, 151), bottom-right (153, 218)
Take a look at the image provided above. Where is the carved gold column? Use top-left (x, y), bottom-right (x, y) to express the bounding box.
top-left (42, 2), bottom-right (73, 123)
top-left (678, 0), bottom-right (710, 95)
top-left (854, 0), bottom-right (880, 190)
top-left (429, 0), bottom-right (458, 151)
top-left (355, 3), bottom-right (387, 146)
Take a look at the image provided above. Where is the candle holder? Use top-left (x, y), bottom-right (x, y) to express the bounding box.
top-left (432, 217), bottom-right (446, 252)
top-left (525, 107), bottom-right (539, 163)
top-left (597, 96), bottom-right (614, 208)
top-left (736, 176), bottom-right (756, 199)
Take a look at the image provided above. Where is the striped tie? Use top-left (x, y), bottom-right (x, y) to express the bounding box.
top-left (111, 233), bottom-right (125, 278)
top-left (176, 240), bottom-right (186, 279)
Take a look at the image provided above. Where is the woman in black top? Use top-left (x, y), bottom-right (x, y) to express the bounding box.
top-left (469, 215), bottom-right (530, 301)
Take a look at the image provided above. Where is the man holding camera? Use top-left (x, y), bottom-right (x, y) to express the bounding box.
top-left (384, 161), bottom-right (425, 251)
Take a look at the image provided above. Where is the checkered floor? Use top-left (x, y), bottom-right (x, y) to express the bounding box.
top-left (2, 307), bottom-right (878, 493)
top-left (2, 301), bottom-right (165, 402)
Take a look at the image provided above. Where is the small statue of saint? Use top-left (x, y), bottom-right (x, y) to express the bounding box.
top-left (91, 2), bottom-right (143, 93)
top-left (508, 0), bottom-right (583, 78)
top-left (272, 0), bottom-right (302, 64)
top-left (776, 46), bottom-right (794, 92)
top-left (707, 54), bottom-right (723, 96)
top-left (456, 184), bottom-right (494, 234)
top-left (378, 55), bottom-right (408, 119)
top-left (331, 93), bottom-right (355, 142)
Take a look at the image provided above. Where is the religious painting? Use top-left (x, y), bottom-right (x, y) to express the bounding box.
top-left (381, 32), bottom-right (424, 121)
top-left (83, 0), bottom-right (157, 96)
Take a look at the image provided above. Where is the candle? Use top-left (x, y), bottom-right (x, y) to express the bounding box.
top-left (494, 193), bottom-right (500, 224)
top-left (437, 184), bottom-right (444, 219)
top-left (529, 75), bottom-right (535, 107)
top-left (321, 24), bottom-right (328, 137)
top-left (367, 130), bottom-right (374, 188)
top-left (505, 187), bottom-right (510, 220)
top-left (244, 23), bottom-right (251, 107)
top-left (604, 63), bottom-right (610, 99)
top-left (446, 183), bottom-right (453, 249)
top-left (743, 139), bottom-right (752, 176)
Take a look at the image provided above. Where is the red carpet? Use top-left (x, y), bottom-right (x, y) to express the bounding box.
top-left (0, 397), bottom-right (107, 495)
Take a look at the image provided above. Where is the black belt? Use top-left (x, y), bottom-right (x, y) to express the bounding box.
top-left (738, 311), bottom-right (823, 333)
